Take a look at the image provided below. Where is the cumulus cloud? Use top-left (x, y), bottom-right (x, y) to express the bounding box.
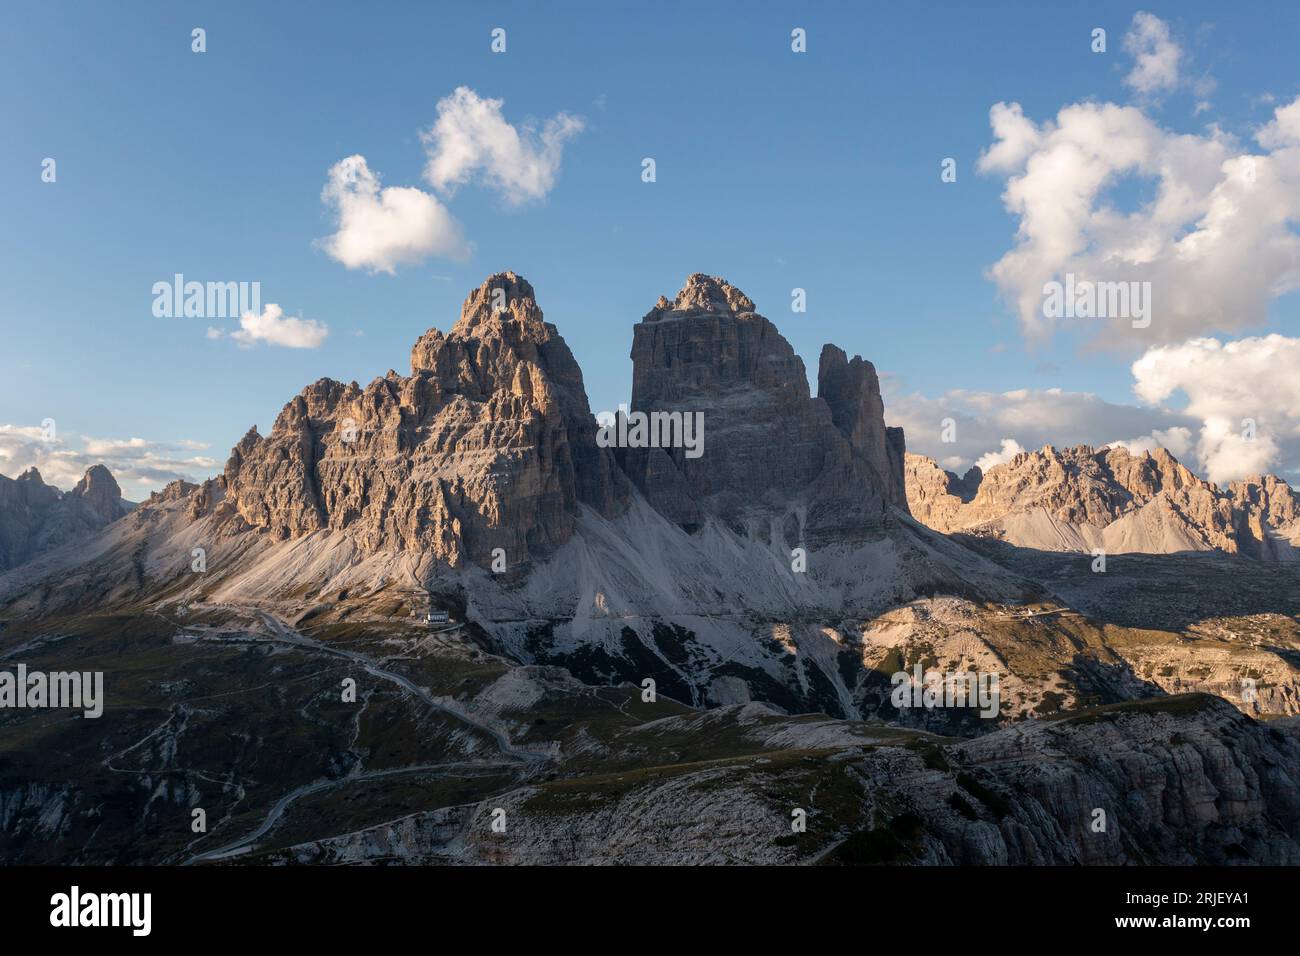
top-left (1258, 97), bottom-right (1300, 149)
top-left (1123, 12), bottom-right (1183, 96)
top-left (1108, 425), bottom-right (1195, 460)
top-left (228, 304), bottom-right (328, 349)
top-left (974, 438), bottom-right (1027, 472)
top-left (0, 426), bottom-right (217, 496)
top-left (1131, 334), bottom-right (1300, 483)
top-left (421, 87), bottom-right (584, 205)
top-left (883, 380), bottom-right (1199, 478)
top-left (317, 90), bottom-right (581, 273)
top-left (318, 154), bottom-right (468, 275)
top-left (978, 102), bottom-right (1043, 175)
top-left (977, 94), bottom-right (1300, 346)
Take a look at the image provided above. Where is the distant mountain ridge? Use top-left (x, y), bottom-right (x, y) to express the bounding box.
top-left (906, 444), bottom-right (1300, 559)
top-left (0, 464), bottom-right (132, 572)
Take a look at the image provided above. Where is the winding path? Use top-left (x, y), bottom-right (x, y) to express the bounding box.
top-left (181, 608), bottom-right (550, 864)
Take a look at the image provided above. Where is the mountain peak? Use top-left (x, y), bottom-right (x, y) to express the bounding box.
top-left (625, 276), bottom-right (904, 536)
top-left (0, 463), bottom-right (126, 571)
top-left (817, 345), bottom-right (909, 508)
top-left (410, 272), bottom-right (554, 375)
top-left (71, 463), bottom-right (122, 504)
top-left (643, 273), bottom-right (756, 322)
top-left (222, 271), bottom-right (626, 570)
top-left (451, 271), bottom-right (541, 334)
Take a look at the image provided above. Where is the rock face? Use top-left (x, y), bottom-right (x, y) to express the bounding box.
top-left (0, 465), bottom-right (131, 571)
top-left (905, 444), bottom-right (1300, 558)
top-left (269, 695), bottom-right (1300, 866)
top-left (618, 274), bottom-right (907, 543)
top-left (1230, 474), bottom-right (1300, 559)
top-left (818, 345), bottom-right (909, 508)
top-left (903, 457), bottom-right (979, 534)
top-left (221, 273), bottom-right (628, 570)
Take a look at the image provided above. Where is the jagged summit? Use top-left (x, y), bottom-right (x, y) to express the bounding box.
top-left (9, 270), bottom-right (909, 588)
top-left (217, 272), bottom-right (627, 569)
top-left (449, 271), bottom-right (540, 334)
top-left (0, 463), bottom-right (130, 571)
top-left (643, 273), bottom-right (757, 321)
top-left (70, 463), bottom-right (124, 523)
top-left (818, 345), bottom-right (908, 509)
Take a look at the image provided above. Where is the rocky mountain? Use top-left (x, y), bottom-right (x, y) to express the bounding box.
top-left (0, 464), bottom-right (131, 571)
top-left (906, 444), bottom-right (1300, 559)
top-left (215, 272), bottom-right (628, 572)
top-left (617, 274), bottom-right (907, 542)
top-left (192, 270), bottom-right (914, 577)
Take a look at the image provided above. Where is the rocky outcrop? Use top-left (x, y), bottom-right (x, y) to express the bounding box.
top-left (0, 465), bottom-right (131, 571)
top-left (220, 273), bottom-right (628, 570)
top-left (270, 695), bottom-right (1300, 865)
top-left (904, 456), bottom-right (979, 533)
top-left (1229, 474), bottom-right (1300, 559)
top-left (617, 274), bottom-right (905, 543)
top-left (906, 444), bottom-right (1300, 558)
top-left (818, 345), bottom-right (909, 509)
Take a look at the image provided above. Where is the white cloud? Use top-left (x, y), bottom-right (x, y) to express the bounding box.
top-left (1131, 334), bottom-right (1300, 483)
top-left (974, 438), bottom-right (1026, 472)
top-left (1258, 97), bottom-right (1300, 149)
top-left (978, 102), bottom-right (1044, 175)
top-left (230, 304), bottom-right (328, 349)
top-left (318, 154), bottom-right (468, 275)
top-left (421, 87), bottom-right (584, 205)
top-left (0, 427), bottom-right (217, 496)
top-left (1108, 425), bottom-right (1195, 460)
top-left (1123, 12), bottom-right (1183, 96)
top-left (977, 94), bottom-right (1300, 346)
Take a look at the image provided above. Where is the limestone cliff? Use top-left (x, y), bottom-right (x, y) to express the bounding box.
top-left (618, 273), bottom-right (906, 544)
top-left (221, 273), bottom-right (628, 570)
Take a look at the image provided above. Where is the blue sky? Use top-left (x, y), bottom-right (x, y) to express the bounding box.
top-left (4, 0), bottom-right (1300, 494)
